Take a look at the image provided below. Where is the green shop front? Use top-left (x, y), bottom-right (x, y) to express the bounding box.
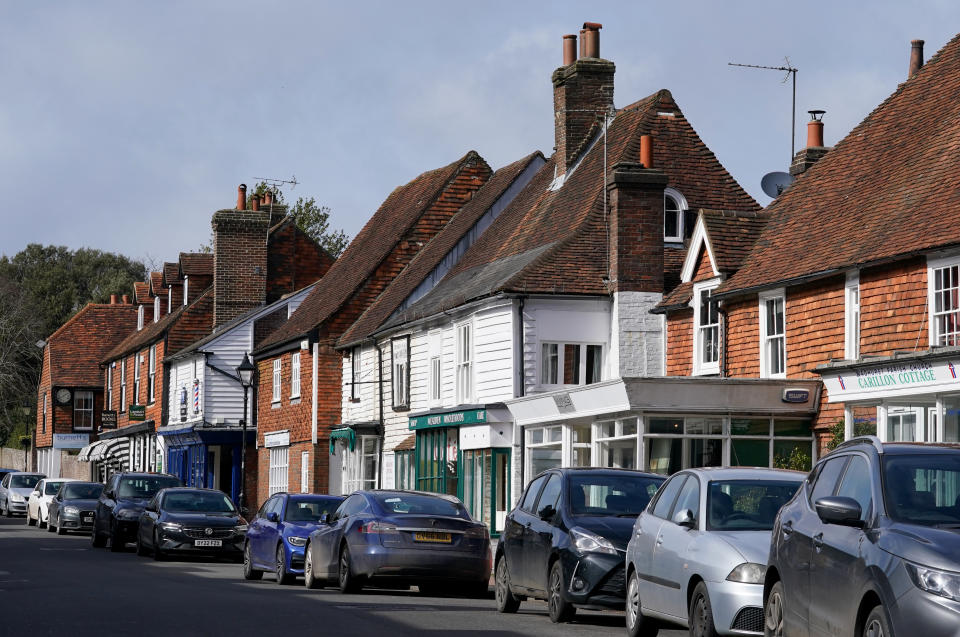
top-left (399, 405), bottom-right (513, 536)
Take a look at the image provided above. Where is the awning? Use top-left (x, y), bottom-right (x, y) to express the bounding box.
top-left (329, 427), bottom-right (355, 454)
top-left (91, 438), bottom-right (129, 462)
top-left (78, 440), bottom-right (105, 462)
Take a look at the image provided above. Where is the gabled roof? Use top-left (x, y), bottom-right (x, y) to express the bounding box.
top-left (162, 262), bottom-right (180, 286)
top-left (46, 304), bottom-right (138, 386)
top-left (337, 152), bottom-right (545, 347)
top-left (718, 34), bottom-right (960, 298)
top-left (384, 89), bottom-right (758, 326)
top-left (149, 271), bottom-right (164, 296)
top-left (178, 253), bottom-right (213, 278)
top-left (133, 281), bottom-right (152, 304)
top-left (257, 151), bottom-right (486, 351)
top-left (103, 287), bottom-right (213, 363)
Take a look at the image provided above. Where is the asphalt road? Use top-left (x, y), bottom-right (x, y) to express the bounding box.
top-left (0, 516), bottom-right (687, 637)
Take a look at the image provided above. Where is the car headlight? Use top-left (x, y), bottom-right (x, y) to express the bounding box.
top-left (569, 526), bottom-right (618, 555)
top-left (726, 563), bottom-right (766, 584)
top-left (159, 522), bottom-right (182, 532)
top-left (10, 493), bottom-right (24, 503)
top-left (906, 563), bottom-right (960, 602)
top-left (117, 509), bottom-right (140, 520)
top-left (64, 506), bottom-right (79, 516)
top-left (287, 535), bottom-right (307, 547)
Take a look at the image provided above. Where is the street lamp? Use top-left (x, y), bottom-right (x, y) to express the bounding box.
top-left (236, 353), bottom-right (256, 512)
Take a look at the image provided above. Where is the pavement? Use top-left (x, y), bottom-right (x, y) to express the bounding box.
top-left (0, 516), bottom-right (687, 637)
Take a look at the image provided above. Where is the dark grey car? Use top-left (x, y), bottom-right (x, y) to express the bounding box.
top-left (764, 437), bottom-right (960, 637)
top-left (48, 482), bottom-right (104, 535)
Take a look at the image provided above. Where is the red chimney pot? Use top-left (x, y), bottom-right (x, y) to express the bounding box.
top-left (562, 34), bottom-right (577, 66)
top-left (582, 22), bottom-right (601, 59)
top-left (237, 184), bottom-right (247, 210)
top-left (909, 39), bottom-right (925, 78)
top-left (110, 294), bottom-right (118, 304)
top-left (122, 294), bottom-right (130, 304)
top-left (251, 194), bottom-right (261, 211)
top-left (640, 134), bottom-right (654, 168)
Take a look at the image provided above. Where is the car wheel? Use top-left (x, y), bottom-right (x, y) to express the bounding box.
top-left (109, 520), bottom-right (124, 552)
top-left (47, 514), bottom-right (57, 533)
top-left (276, 544), bottom-right (294, 585)
top-left (495, 555), bottom-right (520, 613)
top-left (338, 545), bottom-right (361, 594)
top-left (152, 531), bottom-right (165, 561)
top-left (136, 531), bottom-right (149, 557)
top-left (304, 543), bottom-right (323, 589)
top-left (38, 512), bottom-right (47, 529)
top-left (689, 581), bottom-right (718, 637)
top-left (547, 561), bottom-right (576, 623)
top-left (55, 517), bottom-right (65, 535)
top-left (242, 542), bottom-right (263, 581)
top-left (626, 569), bottom-right (659, 637)
top-left (2, 500), bottom-right (10, 517)
top-left (764, 581), bottom-right (786, 637)
top-left (863, 605), bottom-right (891, 637)
top-left (91, 523), bottom-right (106, 548)
top-left (26, 509), bottom-right (35, 526)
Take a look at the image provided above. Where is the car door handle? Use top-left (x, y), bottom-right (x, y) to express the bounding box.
top-left (656, 535), bottom-right (664, 545)
top-left (782, 521), bottom-right (794, 537)
top-left (813, 532), bottom-right (824, 552)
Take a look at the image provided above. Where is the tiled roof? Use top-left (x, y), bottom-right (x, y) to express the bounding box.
top-left (258, 151), bottom-right (485, 350)
top-left (162, 262), bottom-right (180, 286)
top-left (178, 253), bottom-right (213, 277)
top-left (133, 281), bottom-right (152, 303)
top-left (149, 271), bottom-right (164, 296)
top-left (718, 34), bottom-right (960, 297)
top-left (47, 304), bottom-right (138, 386)
top-left (664, 246), bottom-right (687, 294)
top-left (386, 89), bottom-right (758, 324)
top-left (338, 152), bottom-right (545, 347)
top-left (103, 287), bottom-right (213, 362)
top-left (655, 281), bottom-right (694, 313)
top-left (701, 209), bottom-right (771, 274)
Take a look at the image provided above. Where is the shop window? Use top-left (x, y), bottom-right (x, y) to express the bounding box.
top-left (944, 396), bottom-right (960, 443)
top-left (527, 425), bottom-right (562, 477)
top-left (73, 391), bottom-right (94, 431)
top-left (416, 428), bottom-right (458, 496)
top-left (344, 436), bottom-right (380, 492)
top-left (693, 281), bottom-right (720, 375)
top-left (845, 274), bottom-right (860, 359)
top-left (931, 261), bottom-right (960, 346)
top-left (731, 439), bottom-right (769, 467)
top-left (395, 450), bottom-right (416, 490)
top-left (456, 323), bottom-right (473, 404)
top-left (760, 291), bottom-right (786, 378)
top-left (540, 342), bottom-right (603, 387)
top-left (291, 352), bottom-right (301, 399)
top-left (887, 408), bottom-right (919, 442)
top-left (572, 423), bottom-right (592, 467)
top-left (272, 359), bottom-right (282, 403)
top-left (148, 345), bottom-right (156, 404)
top-left (596, 418), bottom-right (637, 469)
top-left (392, 337), bottom-right (409, 409)
top-left (268, 446), bottom-right (289, 495)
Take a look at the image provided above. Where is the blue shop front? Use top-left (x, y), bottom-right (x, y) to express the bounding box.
top-left (157, 424), bottom-right (254, 505)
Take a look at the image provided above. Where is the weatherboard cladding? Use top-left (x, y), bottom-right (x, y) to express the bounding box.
top-left (718, 33), bottom-right (960, 298)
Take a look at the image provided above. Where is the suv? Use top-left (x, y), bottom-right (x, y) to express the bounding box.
top-left (91, 472), bottom-right (182, 551)
top-left (764, 436), bottom-right (960, 637)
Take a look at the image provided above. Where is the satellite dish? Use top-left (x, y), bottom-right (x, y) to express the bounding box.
top-left (761, 171), bottom-right (795, 198)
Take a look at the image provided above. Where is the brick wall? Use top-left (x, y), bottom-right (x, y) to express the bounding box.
top-left (693, 249), bottom-right (715, 281)
top-left (724, 296), bottom-right (760, 377)
top-left (785, 276), bottom-right (845, 378)
top-left (861, 257), bottom-right (928, 355)
top-left (666, 309), bottom-right (693, 376)
top-left (607, 166), bottom-right (668, 294)
top-left (552, 58), bottom-right (615, 170)
top-left (266, 221), bottom-right (334, 303)
top-left (212, 209), bottom-right (269, 329)
top-left (36, 348), bottom-right (52, 447)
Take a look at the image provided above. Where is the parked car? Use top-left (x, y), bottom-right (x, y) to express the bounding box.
top-left (91, 472), bottom-right (183, 551)
top-left (48, 481), bottom-right (104, 535)
top-left (135, 487), bottom-right (246, 561)
top-left (764, 437), bottom-right (960, 637)
top-left (495, 467), bottom-right (665, 622)
top-left (26, 478), bottom-right (77, 528)
top-left (243, 492), bottom-right (344, 584)
top-left (302, 490), bottom-right (491, 596)
top-left (0, 468), bottom-right (16, 482)
top-left (624, 467), bottom-right (804, 637)
top-left (0, 472), bottom-right (45, 517)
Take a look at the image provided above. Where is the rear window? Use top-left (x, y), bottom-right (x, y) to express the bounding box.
top-left (569, 473), bottom-right (665, 517)
top-left (10, 475), bottom-right (42, 489)
top-left (118, 476), bottom-right (181, 499)
top-left (373, 493), bottom-right (466, 517)
top-left (62, 483), bottom-right (103, 499)
top-left (883, 454), bottom-right (960, 526)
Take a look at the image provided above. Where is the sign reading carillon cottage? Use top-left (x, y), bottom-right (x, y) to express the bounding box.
top-left (821, 358), bottom-right (960, 402)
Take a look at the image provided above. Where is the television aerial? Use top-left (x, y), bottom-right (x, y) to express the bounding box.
top-left (761, 171), bottom-right (795, 198)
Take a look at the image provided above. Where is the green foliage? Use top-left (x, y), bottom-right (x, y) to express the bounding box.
top-left (289, 197), bottom-right (349, 257)
top-left (773, 446), bottom-right (813, 472)
top-left (826, 418), bottom-right (878, 451)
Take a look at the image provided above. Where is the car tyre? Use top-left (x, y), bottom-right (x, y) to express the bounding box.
top-left (91, 523), bottom-right (106, 548)
top-left (242, 542), bottom-right (263, 581)
top-left (109, 520), bottom-right (124, 552)
top-left (547, 561), bottom-right (576, 623)
top-left (304, 543), bottom-right (323, 589)
top-left (55, 518), bottom-right (66, 535)
top-left (47, 514), bottom-right (57, 533)
top-left (2, 500), bottom-right (9, 517)
top-left (27, 509), bottom-right (36, 526)
top-left (863, 605), bottom-right (891, 637)
top-left (39, 512), bottom-right (47, 529)
top-left (689, 581), bottom-right (718, 637)
top-left (764, 581), bottom-right (786, 637)
top-left (338, 545), bottom-right (362, 594)
top-left (136, 531), bottom-right (149, 556)
top-left (152, 531), bottom-right (165, 561)
top-left (626, 569), bottom-right (659, 637)
top-left (495, 555), bottom-right (520, 613)
top-left (276, 544), bottom-right (294, 585)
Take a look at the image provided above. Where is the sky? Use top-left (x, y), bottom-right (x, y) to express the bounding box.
top-left (2, 1), bottom-right (959, 266)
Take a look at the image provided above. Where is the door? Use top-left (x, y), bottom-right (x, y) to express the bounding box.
top-left (634, 474), bottom-right (686, 611)
top-left (525, 473), bottom-right (563, 593)
top-left (313, 494), bottom-right (362, 578)
top-left (809, 455), bottom-right (873, 637)
top-left (140, 495), bottom-right (159, 547)
top-left (503, 475), bottom-right (547, 590)
top-left (492, 450), bottom-right (510, 535)
top-left (652, 475), bottom-right (701, 619)
top-left (252, 497), bottom-right (281, 567)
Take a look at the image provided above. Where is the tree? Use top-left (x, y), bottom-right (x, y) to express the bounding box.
top-left (826, 418), bottom-right (878, 450)
top-left (0, 275), bottom-right (42, 447)
top-left (249, 181), bottom-right (349, 258)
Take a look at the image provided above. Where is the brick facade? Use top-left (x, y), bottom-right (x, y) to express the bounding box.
top-left (212, 210), bottom-right (270, 329)
top-left (552, 58), bottom-right (615, 171)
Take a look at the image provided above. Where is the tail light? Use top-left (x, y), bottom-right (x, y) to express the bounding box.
top-left (359, 521), bottom-right (399, 536)
top-left (464, 525), bottom-right (489, 540)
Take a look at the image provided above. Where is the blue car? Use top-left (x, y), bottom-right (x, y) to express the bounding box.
top-left (243, 493), bottom-right (344, 584)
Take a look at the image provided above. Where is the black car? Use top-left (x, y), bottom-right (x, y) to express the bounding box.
top-left (495, 467), bottom-right (665, 622)
top-left (764, 437), bottom-right (960, 637)
top-left (48, 482), bottom-right (104, 535)
top-left (135, 487), bottom-right (246, 561)
top-left (91, 472), bottom-right (183, 551)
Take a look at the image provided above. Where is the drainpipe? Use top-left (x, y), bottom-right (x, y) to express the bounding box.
top-left (311, 341), bottom-right (318, 445)
top-left (516, 297), bottom-right (526, 397)
top-left (719, 304), bottom-right (728, 378)
top-left (376, 339), bottom-right (385, 488)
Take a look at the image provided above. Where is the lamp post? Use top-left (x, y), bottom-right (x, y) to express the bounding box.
top-left (236, 353), bottom-right (256, 511)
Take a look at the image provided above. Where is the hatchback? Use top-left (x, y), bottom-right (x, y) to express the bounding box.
top-left (136, 487), bottom-right (246, 561)
top-left (48, 482), bottom-right (104, 535)
top-left (0, 472), bottom-right (44, 517)
top-left (26, 478), bottom-right (76, 528)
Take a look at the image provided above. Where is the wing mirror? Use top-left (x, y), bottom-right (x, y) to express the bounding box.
top-left (673, 508), bottom-right (696, 529)
top-left (145, 503), bottom-right (157, 513)
top-left (267, 511), bottom-right (279, 523)
top-left (815, 496), bottom-right (864, 528)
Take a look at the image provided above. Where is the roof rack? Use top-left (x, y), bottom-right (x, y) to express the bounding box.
top-left (834, 435), bottom-right (884, 454)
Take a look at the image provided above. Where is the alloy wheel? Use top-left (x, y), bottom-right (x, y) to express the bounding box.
top-left (626, 571), bottom-right (640, 631)
top-left (865, 619), bottom-right (885, 637)
top-left (764, 586), bottom-right (784, 637)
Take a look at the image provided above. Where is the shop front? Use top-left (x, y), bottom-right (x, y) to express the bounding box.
top-left (37, 434), bottom-right (90, 479)
top-left (507, 377), bottom-right (821, 502)
top-left (330, 422), bottom-right (383, 495)
top-left (158, 423), bottom-right (252, 504)
top-left (818, 350), bottom-right (960, 444)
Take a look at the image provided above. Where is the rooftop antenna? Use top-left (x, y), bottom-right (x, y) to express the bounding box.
top-left (252, 175), bottom-right (299, 191)
top-left (728, 59), bottom-right (798, 160)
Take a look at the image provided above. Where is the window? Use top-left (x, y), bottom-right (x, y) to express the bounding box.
top-left (391, 337), bottom-right (409, 409)
top-left (693, 281), bottom-right (720, 375)
top-left (760, 290), bottom-right (786, 378)
top-left (673, 474), bottom-right (701, 521)
top-left (272, 359), bottom-right (282, 403)
top-left (73, 391), bottom-right (94, 431)
top-left (845, 274), bottom-right (860, 359)
top-left (268, 446), bottom-right (289, 495)
top-left (148, 345), bottom-right (156, 403)
top-left (430, 356), bottom-right (441, 403)
top-left (300, 451), bottom-right (309, 493)
top-left (536, 473), bottom-right (563, 518)
top-left (931, 261), bottom-right (960, 346)
top-left (134, 353), bottom-right (142, 404)
top-left (520, 475), bottom-right (548, 512)
top-left (456, 323), bottom-right (473, 404)
top-left (42, 393), bottom-right (47, 434)
top-left (395, 450), bottom-right (416, 490)
top-left (664, 192), bottom-right (684, 242)
top-left (428, 330), bottom-right (442, 405)
top-left (527, 426), bottom-right (563, 476)
top-left (651, 475), bottom-right (687, 519)
top-left (809, 457), bottom-right (848, 505)
top-left (137, 305), bottom-right (144, 331)
top-left (540, 342), bottom-right (603, 386)
top-left (183, 276), bottom-right (189, 306)
top-left (836, 455), bottom-right (872, 521)
top-left (106, 364), bottom-right (113, 410)
top-left (167, 287), bottom-right (172, 313)
top-left (416, 427), bottom-right (459, 496)
top-left (120, 358), bottom-right (127, 412)
top-left (153, 297), bottom-right (160, 323)
top-left (344, 436), bottom-right (380, 492)
top-left (350, 347), bottom-right (360, 401)
top-left (290, 352), bottom-right (301, 398)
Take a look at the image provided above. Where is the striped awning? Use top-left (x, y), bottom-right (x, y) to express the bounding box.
top-left (77, 440), bottom-right (104, 462)
top-left (90, 438), bottom-right (129, 463)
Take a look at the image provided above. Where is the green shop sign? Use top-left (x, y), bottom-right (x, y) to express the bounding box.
top-left (409, 409), bottom-right (487, 430)
top-left (128, 405), bottom-right (146, 421)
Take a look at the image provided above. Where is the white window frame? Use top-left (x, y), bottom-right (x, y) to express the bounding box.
top-left (663, 188), bottom-right (688, 243)
top-left (183, 276), bottom-right (189, 306)
top-left (106, 364), bottom-right (114, 410)
top-left (290, 352), bottom-right (301, 399)
top-left (300, 451), bottom-right (309, 493)
top-left (391, 336), bottom-right (409, 409)
top-left (153, 296), bottom-right (160, 323)
top-left (343, 436), bottom-right (381, 493)
top-left (42, 393), bottom-right (47, 434)
top-left (759, 289), bottom-right (786, 379)
top-left (692, 278), bottom-right (721, 376)
top-left (456, 322), bottom-right (473, 404)
top-left (73, 390), bottom-right (94, 431)
top-left (268, 446), bottom-right (289, 495)
top-left (350, 347), bottom-right (360, 401)
top-left (428, 330), bottom-right (442, 406)
top-left (167, 287), bottom-right (172, 313)
top-left (272, 359), bottom-right (282, 403)
top-left (148, 345), bottom-right (157, 403)
top-left (539, 342), bottom-right (604, 387)
top-left (134, 353), bottom-right (142, 404)
top-left (137, 305), bottom-right (144, 331)
top-left (845, 272), bottom-right (860, 360)
top-left (928, 254), bottom-right (960, 347)
top-left (120, 358), bottom-right (127, 412)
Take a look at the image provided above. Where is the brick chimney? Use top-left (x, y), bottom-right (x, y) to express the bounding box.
top-left (790, 110), bottom-right (831, 177)
top-left (909, 39), bottom-right (924, 78)
top-left (211, 186), bottom-right (270, 329)
top-left (552, 22), bottom-right (615, 174)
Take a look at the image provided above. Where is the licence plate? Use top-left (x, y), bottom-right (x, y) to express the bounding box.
top-left (413, 532), bottom-right (451, 543)
top-left (194, 539), bottom-right (222, 547)
top-left (81, 514), bottom-right (93, 524)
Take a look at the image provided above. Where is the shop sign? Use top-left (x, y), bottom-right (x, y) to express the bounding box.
top-left (128, 405), bottom-right (146, 421)
top-left (409, 409), bottom-right (486, 430)
top-left (552, 392), bottom-right (575, 413)
top-left (53, 433), bottom-right (89, 449)
top-left (822, 358), bottom-right (960, 402)
top-left (264, 430), bottom-right (290, 448)
top-left (101, 410), bottom-right (118, 429)
top-left (782, 388), bottom-right (810, 403)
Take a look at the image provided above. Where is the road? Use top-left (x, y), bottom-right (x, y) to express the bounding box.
top-left (0, 516), bottom-right (687, 637)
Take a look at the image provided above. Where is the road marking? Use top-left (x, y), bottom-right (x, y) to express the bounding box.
top-left (0, 579), bottom-right (29, 584)
top-left (39, 548), bottom-right (86, 551)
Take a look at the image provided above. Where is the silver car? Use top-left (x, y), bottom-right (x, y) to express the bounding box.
top-left (625, 467), bottom-right (804, 637)
top-left (0, 472), bottom-right (45, 517)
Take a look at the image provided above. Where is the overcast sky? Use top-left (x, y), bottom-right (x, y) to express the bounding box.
top-left (2, 2), bottom-right (958, 265)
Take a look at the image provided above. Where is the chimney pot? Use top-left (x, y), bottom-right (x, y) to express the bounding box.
top-left (263, 190), bottom-right (273, 206)
top-left (237, 184), bottom-right (247, 210)
top-left (579, 29), bottom-right (586, 58)
top-left (122, 294), bottom-right (130, 304)
top-left (110, 294), bottom-right (118, 305)
top-left (640, 134), bottom-right (654, 168)
top-left (251, 194), bottom-right (261, 211)
top-left (562, 34), bottom-right (577, 66)
top-left (909, 39), bottom-right (925, 78)
top-left (806, 110), bottom-right (825, 148)
top-left (582, 22), bottom-right (601, 58)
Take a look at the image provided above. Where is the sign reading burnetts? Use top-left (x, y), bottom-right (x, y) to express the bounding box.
top-left (53, 433), bottom-right (89, 449)
top-left (409, 409), bottom-right (487, 430)
top-left (128, 405), bottom-right (146, 421)
top-left (101, 410), bottom-right (118, 429)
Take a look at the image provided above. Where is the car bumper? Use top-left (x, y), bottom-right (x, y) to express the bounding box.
top-left (889, 584), bottom-right (960, 635)
top-left (7, 501), bottom-right (27, 514)
top-left (354, 545), bottom-right (490, 583)
top-left (114, 519), bottom-right (140, 543)
top-left (157, 533), bottom-right (244, 556)
top-left (286, 545), bottom-right (306, 574)
top-left (560, 552), bottom-right (627, 610)
top-left (705, 580), bottom-right (765, 635)
top-left (60, 515), bottom-right (95, 532)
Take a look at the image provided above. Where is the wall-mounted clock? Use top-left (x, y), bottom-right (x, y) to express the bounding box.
top-left (55, 388), bottom-right (72, 405)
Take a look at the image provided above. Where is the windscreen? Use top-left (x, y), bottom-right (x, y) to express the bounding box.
top-left (884, 454), bottom-right (960, 526)
top-left (117, 476), bottom-right (181, 499)
top-left (44, 481), bottom-right (64, 495)
top-left (10, 475), bottom-right (42, 489)
top-left (568, 473), bottom-right (665, 516)
top-left (374, 493), bottom-right (466, 517)
top-left (284, 497), bottom-right (342, 522)
top-left (162, 491), bottom-right (236, 514)
top-left (707, 480), bottom-right (801, 531)
top-left (62, 483), bottom-right (103, 499)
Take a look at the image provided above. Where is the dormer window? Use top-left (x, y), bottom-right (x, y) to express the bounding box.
top-left (153, 297), bottom-right (160, 323)
top-left (664, 188), bottom-right (688, 243)
top-left (137, 305), bottom-right (144, 331)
